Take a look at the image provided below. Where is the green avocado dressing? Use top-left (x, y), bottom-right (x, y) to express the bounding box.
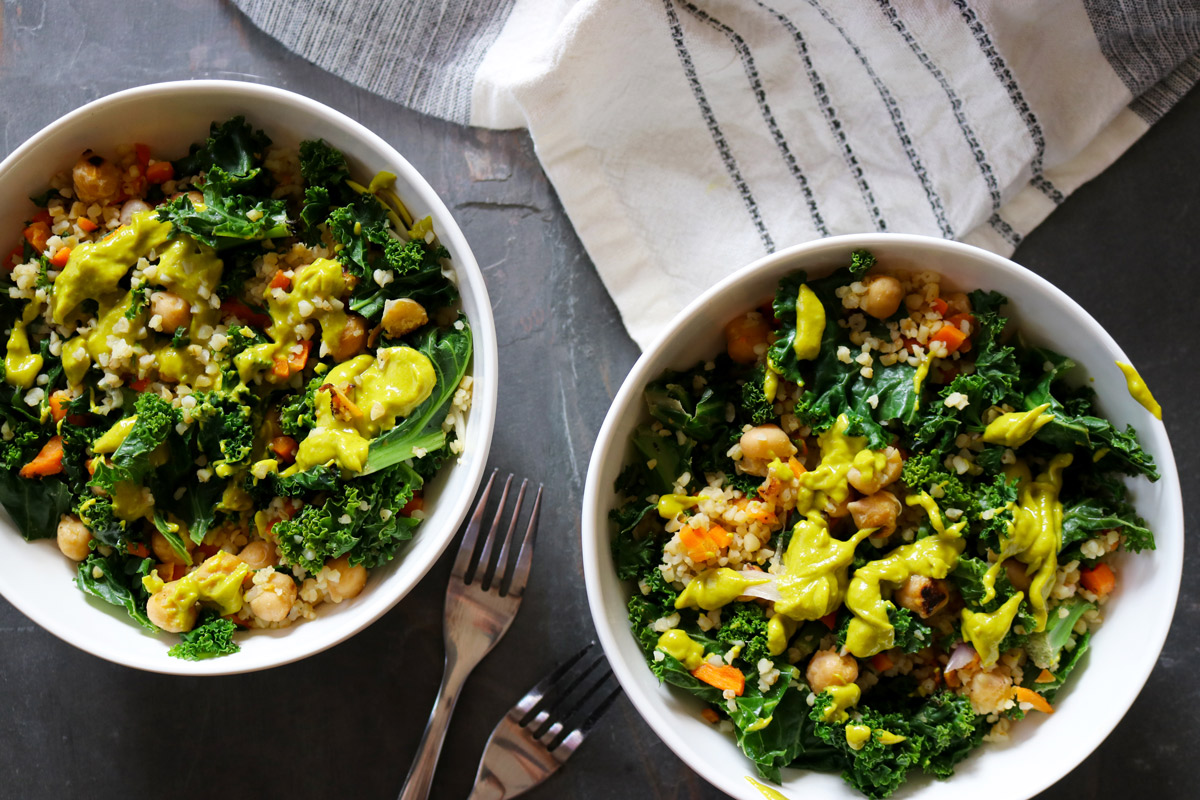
top-left (982, 403), bottom-right (1055, 448)
top-left (774, 510), bottom-right (874, 623)
top-left (792, 283), bottom-right (824, 361)
top-left (843, 492), bottom-right (966, 658)
top-left (675, 567), bottom-right (768, 611)
top-left (1116, 361), bottom-right (1162, 420)
top-left (656, 628), bottom-right (705, 670)
top-left (142, 551), bottom-right (249, 632)
top-left (981, 454), bottom-right (1072, 633)
top-left (4, 299), bottom-right (45, 389)
top-left (289, 346), bottom-right (436, 474)
top-left (961, 591), bottom-right (1025, 668)
top-left (657, 493), bottom-right (699, 519)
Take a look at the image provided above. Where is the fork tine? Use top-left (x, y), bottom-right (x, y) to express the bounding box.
top-left (451, 469), bottom-right (497, 580)
top-left (525, 655), bottom-right (606, 734)
top-left (489, 478), bottom-right (528, 591)
top-left (534, 661), bottom-right (612, 746)
top-left (512, 642), bottom-right (595, 717)
top-left (473, 474), bottom-right (513, 584)
top-left (553, 681), bottom-right (622, 758)
top-left (503, 483), bottom-right (542, 597)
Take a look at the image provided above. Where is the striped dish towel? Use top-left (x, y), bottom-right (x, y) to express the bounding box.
top-left (233, 0), bottom-right (1200, 349)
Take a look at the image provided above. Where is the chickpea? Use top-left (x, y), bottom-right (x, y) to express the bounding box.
top-left (72, 150), bottom-right (123, 204)
top-left (146, 583), bottom-right (198, 633)
top-left (861, 275), bottom-right (903, 320)
top-left (824, 494), bottom-right (853, 519)
top-left (943, 291), bottom-right (972, 317)
top-left (151, 529), bottom-right (193, 564)
top-left (247, 572), bottom-right (298, 623)
top-left (965, 668), bottom-right (1013, 715)
top-left (150, 291), bottom-right (191, 333)
top-left (321, 555), bottom-right (367, 603)
top-left (56, 515), bottom-right (92, 562)
top-left (119, 198), bottom-right (150, 226)
top-left (739, 424), bottom-right (796, 462)
top-left (329, 313), bottom-right (368, 362)
top-left (847, 447), bottom-right (902, 495)
top-left (894, 574), bottom-right (950, 618)
top-left (806, 648), bottom-right (859, 694)
top-left (238, 540), bottom-right (277, 570)
top-left (381, 298), bottom-right (428, 338)
top-left (723, 311), bottom-right (771, 364)
top-left (848, 490), bottom-right (902, 536)
top-left (1004, 559), bottom-right (1032, 592)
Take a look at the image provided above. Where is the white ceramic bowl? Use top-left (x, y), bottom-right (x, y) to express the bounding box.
top-left (582, 235), bottom-right (1183, 799)
top-left (0, 81), bottom-right (498, 674)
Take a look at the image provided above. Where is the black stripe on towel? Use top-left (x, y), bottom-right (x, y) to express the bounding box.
top-left (754, 0), bottom-right (886, 232)
top-left (663, 0), bottom-right (775, 253)
top-left (680, 0), bottom-right (829, 237)
top-left (954, 0), bottom-right (1065, 205)
top-left (875, 0), bottom-right (1016, 244)
top-left (799, 0), bottom-right (954, 239)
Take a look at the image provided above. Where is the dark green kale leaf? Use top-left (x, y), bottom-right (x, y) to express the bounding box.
top-left (174, 116), bottom-right (272, 182)
top-left (716, 603), bottom-right (772, 667)
top-left (75, 553), bottom-right (156, 631)
top-left (328, 193), bottom-right (391, 276)
top-left (158, 167), bottom-right (291, 250)
top-left (349, 239), bottom-right (459, 322)
top-left (192, 392), bottom-right (254, 468)
top-left (1023, 599), bottom-right (1093, 672)
top-left (888, 606), bottom-right (934, 653)
top-left (741, 365), bottom-right (776, 425)
top-left (89, 393), bottom-right (182, 494)
top-left (1061, 496), bottom-right (1154, 554)
top-left (644, 375), bottom-right (726, 441)
top-left (610, 501), bottom-right (658, 581)
top-left (1026, 631), bottom-right (1091, 702)
top-left (848, 249), bottom-right (876, 278)
top-left (168, 611), bottom-right (240, 660)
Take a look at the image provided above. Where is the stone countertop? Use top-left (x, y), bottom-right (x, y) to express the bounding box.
top-left (0, 2), bottom-right (1195, 798)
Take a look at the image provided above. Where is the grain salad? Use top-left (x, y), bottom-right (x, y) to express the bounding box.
top-left (1, 117), bottom-right (472, 660)
top-left (610, 251), bottom-right (1159, 798)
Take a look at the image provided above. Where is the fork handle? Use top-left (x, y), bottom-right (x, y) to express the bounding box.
top-left (398, 659), bottom-right (470, 800)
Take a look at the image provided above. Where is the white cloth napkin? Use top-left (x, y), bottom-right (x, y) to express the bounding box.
top-left (233, 0), bottom-right (1200, 349)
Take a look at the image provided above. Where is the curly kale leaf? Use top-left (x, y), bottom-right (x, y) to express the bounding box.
top-left (89, 393), bottom-right (182, 495)
top-left (193, 392), bottom-right (254, 468)
top-left (716, 603), bottom-right (772, 667)
top-left (349, 239), bottom-right (459, 321)
top-left (848, 249), bottom-right (876, 278)
top-left (168, 612), bottom-right (240, 660)
top-left (1061, 493), bottom-right (1154, 555)
top-left (159, 167), bottom-right (290, 250)
top-left (75, 553), bottom-right (156, 631)
top-left (610, 500), bottom-right (658, 581)
top-left (280, 376), bottom-right (322, 438)
top-left (741, 365), bottom-right (776, 425)
top-left (299, 138), bottom-right (351, 189)
top-left (644, 375), bottom-right (727, 442)
top-left (174, 116), bottom-right (272, 182)
top-left (328, 193), bottom-right (391, 275)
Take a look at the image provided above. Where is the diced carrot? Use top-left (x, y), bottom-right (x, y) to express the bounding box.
top-left (135, 143), bottom-right (151, 172)
top-left (679, 524), bottom-right (717, 563)
top-left (1080, 562), bottom-right (1115, 596)
top-left (6, 245), bottom-right (23, 269)
top-left (127, 542), bottom-right (151, 559)
top-left (85, 457), bottom-right (98, 476)
top-left (788, 456), bottom-right (806, 477)
top-left (401, 493), bottom-right (424, 516)
top-left (1035, 669), bottom-right (1056, 684)
top-left (146, 161), bottom-right (175, 184)
top-left (49, 390), bottom-right (72, 422)
top-left (1012, 686), bottom-right (1054, 714)
top-left (23, 221), bottom-right (51, 253)
top-left (268, 269), bottom-right (291, 290)
top-left (944, 669), bottom-right (961, 689)
top-left (76, 217), bottom-right (99, 233)
top-left (819, 612), bottom-right (837, 630)
top-left (129, 377), bottom-right (152, 392)
top-left (691, 662), bottom-right (746, 696)
top-left (705, 524), bottom-right (730, 549)
top-left (946, 312), bottom-right (976, 333)
top-left (871, 652), bottom-right (894, 672)
top-left (700, 708), bottom-right (720, 724)
top-left (271, 354), bottom-right (291, 380)
top-left (220, 298), bottom-right (272, 330)
top-left (19, 436), bottom-right (64, 479)
top-left (930, 297), bottom-right (949, 316)
top-left (287, 339), bottom-right (311, 373)
top-left (49, 246), bottom-right (72, 268)
top-left (269, 435), bottom-right (298, 464)
top-left (31, 209), bottom-right (52, 225)
top-left (930, 324), bottom-right (968, 355)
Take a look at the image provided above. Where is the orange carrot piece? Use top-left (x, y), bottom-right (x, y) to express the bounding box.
top-left (129, 377), bottom-right (152, 392)
top-left (127, 542), bottom-right (151, 559)
top-left (691, 662), bottom-right (746, 696)
top-left (679, 525), bottom-right (717, 563)
top-left (1035, 669), bottom-right (1056, 684)
top-left (788, 456), bottom-right (806, 476)
top-left (49, 246), bottom-right (72, 268)
top-left (1013, 686), bottom-right (1054, 714)
top-left (269, 435), bottom-right (299, 464)
top-left (134, 143), bottom-right (151, 172)
top-left (271, 354), bottom-right (291, 380)
top-left (287, 339), bottom-right (311, 373)
top-left (871, 652), bottom-right (894, 672)
top-left (48, 390), bottom-right (72, 422)
top-left (76, 217), bottom-right (99, 233)
top-left (220, 297), bottom-right (272, 330)
top-left (705, 524), bottom-right (730, 549)
top-left (1080, 562), bottom-right (1115, 596)
top-left (19, 436), bottom-right (64, 478)
top-left (23, 221), bottom-right (51, 253)
top-left (930, 297), bottom-right (949, 316)
top-left (930, 324), bottom-right (968, 354)
top-left (401, 493), bottom-right (424, 516)
top-left (700, 708), bottom-right (720, 724)
top-left (146, 161), bottom-right (175, 184)
top-left (268, 269), bottom-right (291, 291)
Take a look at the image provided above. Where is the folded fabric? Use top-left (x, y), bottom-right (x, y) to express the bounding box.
top-left (233, 0), bottom-right (1200, 349)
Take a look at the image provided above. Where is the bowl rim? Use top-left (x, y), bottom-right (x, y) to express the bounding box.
top-left (0, 79), bottom-right (499, 675)
top-left (581, 232), bottom-right (1184, 799)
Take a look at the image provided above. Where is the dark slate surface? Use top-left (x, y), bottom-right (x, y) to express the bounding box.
top-left (0, 2), bottom-right (1194, 798)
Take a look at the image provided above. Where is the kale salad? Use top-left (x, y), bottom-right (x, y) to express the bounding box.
top-left (1, 117), bottom-right (472, 659)
top-left (610, 252), bottom-right (1158, 797)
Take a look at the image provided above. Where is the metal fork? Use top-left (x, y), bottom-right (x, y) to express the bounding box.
top-left (467, 642), bottom-right (622, 800)
top-left (398, 470), bottom-right (543, 800)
